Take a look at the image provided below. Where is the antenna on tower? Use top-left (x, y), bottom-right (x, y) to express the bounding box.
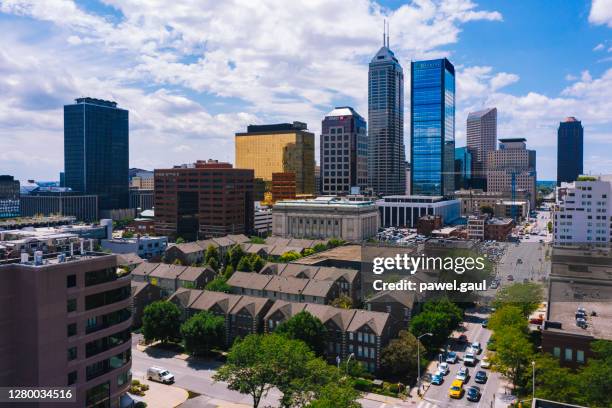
top-left (383, 19), bottom-right (386, 46)
top-left (387, 20), bottom-right (390, 47)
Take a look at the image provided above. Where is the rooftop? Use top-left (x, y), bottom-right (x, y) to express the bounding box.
top-left (467, 107), bottom-right (496, 120)
top-left (74, 97), bottom-right (118, 108)
top-left (238, 121), bottom-right (309, 134)
top-left (499, 138), bottom-right (527, 143)
top-left (325, 106), bottom-right (363, 119)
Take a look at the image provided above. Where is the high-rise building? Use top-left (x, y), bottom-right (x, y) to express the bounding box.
top-left (410, 58), bottom-right (455, 196)
top-left (235, 122), bottom-right (315, 195)
top-left (321, 107), bottom-right (368, 195)
top-left (154, 160), bottom-right (254, 241)
top-left (454, 147), bottom-right (472, 189)
top-left (487, 138), bottom-right (537, 208)
top-left (0, 251), bottom-right (132, 408)
top-left (557, 117), bottom-right (584, 187)
top-left (64, 98), bottom-right (129, 211)
top-left (368, 34), bottom-right (405, 196)
top-left (0, 174), bottom-right (20, 218)
top-left (466, 107), bottom-right (497, 190)
top-left (20, 192), bottom-right (99, 222)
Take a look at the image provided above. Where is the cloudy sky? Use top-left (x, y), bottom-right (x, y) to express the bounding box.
top-left (1, 0), bottom-right (611, 182)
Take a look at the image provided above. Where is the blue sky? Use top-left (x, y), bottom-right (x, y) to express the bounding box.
top-left (0, 0), bottom-right (611, 182)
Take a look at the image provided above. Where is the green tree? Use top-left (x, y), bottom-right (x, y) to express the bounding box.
top-left (249, 236), bottom-right (266, 244)
top-left (493, 282), bottom-right (543, 317)
top-left (490, 327), bottom-right (533, 390)
top-left (547, 220), bottom-right (553, 233)
top-left (205, 244), bottom-right (220, 265)
top-left (250, 255), bottom-right (266, 272)
top-left (305, 382), bottom-right (361, 408)
top-left (422, 298), bottom-right (463, 329)
top-left (330, 294), bottom-right (353, 309)
top-left (121, 230), bottom-right (134, 238)
top-left (480, 205), bottom-right (495, 216)
top-left (279, 251), bottom-right (302, 262)
top-left (381, 330), bottom-right (422, 379)
top-left (205, 276), bottom-right (231, 293)
top-left (237, 256), bottom-right (253, 271)
top-left (275, 311), bottom-right (327, 356)
top-left (576, 340), bottom-right (612, 407)
top-left (529, 353), bottom-right (578, 403)
top-left (207, 256), bottom-right (219, 272)
top-left (180, 311), bottom-right (225, 356)
top-left (488, 305), bottom-right (528, 334)
top-left (223, 265), bottom-right (235, 279)
top-left (175, 237), bottom-right (185, 244)
top-left (312, 243), bottom-right (327, 253)
top-left (229, 245), bottom-right (246, 269)
top-left (142, 301), bottom-right (181, 344)
top-left (214, 334), bottom-right (315, 408)
top-left (409, 310), bottom-right (453, 349)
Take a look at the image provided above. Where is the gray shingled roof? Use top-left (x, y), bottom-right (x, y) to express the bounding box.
top-left (149, 263), bottom-right (188, 279)
top-left (227, 271), bottom-right (272, 291)
top-left (131, 262), bottom-right (160, 277)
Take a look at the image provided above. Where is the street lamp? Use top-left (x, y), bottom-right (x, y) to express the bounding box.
top-left (346, 353), bottom-right (355, 376)
top-left (417, 333), bottom-right (433, 395)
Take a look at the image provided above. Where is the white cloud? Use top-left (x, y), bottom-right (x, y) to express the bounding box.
top-left (593, 43), bottom-right (605, 51)
top-left (589, 0), bottom-right (612, 27)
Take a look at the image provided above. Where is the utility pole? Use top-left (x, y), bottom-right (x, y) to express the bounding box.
top-left (417, 333), bottom-right (433, 396)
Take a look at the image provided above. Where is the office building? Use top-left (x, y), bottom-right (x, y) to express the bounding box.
top-left (101, 236), bottom-right (168, 260)
top-left (466, 108), bottom-right (497, 190)
top-left (320, 107), bottom-right (367, 195)
top-left (454, 147), bottom-right (472, 189)
top-left (557, 117), bottom-right (583, 187)
top-left (271, 172), bottom-right (297, 202)
top-left (64, 98), bottom-right (129, 211)
top-left (129, 170), bottom-right (154, 190)
top-left (235, 122), bottom-right (315, 195)
top-left (368, 33), bottom-right (406, 196)
top-left (454, 189), bottom-right (530, 218)
top-left (129, 189), bottom-right (154, 211)
top-left (154, 160), bottom-right (254, 241)
top-left (487, 138), bottom-right (537, 208)
top-left (272, 197), bottom-right (379, 241)
top-left (0, 175), bottom-right (20, 218)
top-left (411, 58), bottom-right (456, 196)
top-left (20, 191), bottom-right (99, 222)
top-left (314, 165), bottom-right (321, 196)
top-left (553, 175), bottom-right (612, 244)
top-left (254, 203), bottom-right (273, 236)
top-left (0, 252), bottom-right (132, 408)
top-left (376, 196), bottom-right (460, 228)
top-left (405, 162), bottom-right (411, 195)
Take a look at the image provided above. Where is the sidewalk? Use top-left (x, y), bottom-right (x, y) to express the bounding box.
top-left (134, 377), bottom-right (189, 408)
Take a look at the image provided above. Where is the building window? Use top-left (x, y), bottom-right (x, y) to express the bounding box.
top-left (67, 371), bottom-right (77, 386)
top-left (68, 346), bottom-right (77, 361)
top-left (576, 350), bottom-right (585, 364)
top-left (67, 274), bottom-right (76, 288)
top-left (564, 348), bottom-right (573, 361)
top-left (553, 347), bottom-right (560, 358)
top-left (85, 381), bottom-right (110, 407)
top-left (67, 323), bottom-right (77, 337)
top-left (118, 371), bottom-right (130, 386)
top-left (67, 298), bottom-right (77, 313)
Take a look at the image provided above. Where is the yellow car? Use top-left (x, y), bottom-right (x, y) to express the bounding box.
top-left (448, 379), bottom-right (464, 399)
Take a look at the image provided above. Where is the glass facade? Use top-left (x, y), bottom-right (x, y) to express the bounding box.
top-left (454, 146), bottom-right (472, 189)
top-left (367, 44), bottom-right (406, 195)
top-left (411, 59), bottom-right (455, 196)
top-left (557, 118), bottom-right (583, 186)
top-left (64, 98), bottom-right (129, 210)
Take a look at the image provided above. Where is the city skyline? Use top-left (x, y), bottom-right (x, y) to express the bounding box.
top-left (1, 0), bottom-right (612, 182)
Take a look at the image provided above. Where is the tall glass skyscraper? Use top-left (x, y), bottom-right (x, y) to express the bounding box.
top-left (410, 58), bottom-right (455, 196)
top-left (368, 35), bottom-right (406, 196)
top-left (557, 117), bottom-right (583, 186)
top-left (64, 97), bottom-right (129, 210)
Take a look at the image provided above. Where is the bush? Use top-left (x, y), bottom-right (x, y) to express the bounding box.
top-left (353, 378), bottom-right (372, 392)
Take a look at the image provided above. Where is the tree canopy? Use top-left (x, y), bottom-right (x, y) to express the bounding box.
top-left (180, 311), bottom-right (225, 356)
top-left (275, 311), bottom-right (327, 356)
top-left (381, 330), bottom-right (422, 379)
top-left (142, 301), bottom-right (181, 344)
top-left (493, 282), bottom-right (543, 317)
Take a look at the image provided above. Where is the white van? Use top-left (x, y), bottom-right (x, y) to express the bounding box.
top-left (147, 367), bottom-right (175, 384)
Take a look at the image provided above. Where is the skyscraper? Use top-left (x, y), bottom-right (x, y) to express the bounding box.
top-left (557, 117), bottom-right (583, 186)
top-left (235, 122), bottom-right (315, 195)
top-left (410, 58), bottom-right (455, 196)
top-left (321, 107), bottom-right (368, 195)
top-left (466, 107), bottom-right (497, 190)
top-left (368, 31), bottom-right (405, 196)
top-left (454, 147), bottom-right (472, 189)
top-left (64, 97), bottom-right (129, 211)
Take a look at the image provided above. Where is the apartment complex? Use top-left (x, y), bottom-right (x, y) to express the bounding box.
top-left (553, 176), bottom-right (612, 244)
top-left (410, 58), bottom-right (455, 196)
top-left (368, 35), bottom-right (406, 196)
top-left (154, 160), bottom-right (254, 241)
top-left (376, 195), bottom-right (460, 228)
top-left (272, 197), bottom-right (379, 241)
top-left (455, 189), bottom-right (530, 218)
top-left (320, 107), bottom-right (368, 195)
top-left (64, 98), bottom-right (129, 211)
top-left (487, 138), bottom-right (537, 208)
top-left (0, 174), bottom-right (20, 218)
top-left (466, 108), bottom-right (497, 190)
top-left (235, 122), bottom-right (315, 195)
top-left (0, 252), bottom-right (132, 408)
top-left (557, 117), bottom-right (583, 187)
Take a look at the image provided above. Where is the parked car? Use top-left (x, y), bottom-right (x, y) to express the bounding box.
top-left (480, 356), bottom-right (491, 369)
top-left (507, 274), bottom-right (514, 281)
top-left (456, 367), bottom-right (469, 382)
top-left (475, 370), bottom-right (488, 384)
top-left (446, 351), bottom-right (458, 364)
top-left (438, 362), bottom-right (450, 375)
top-left (463, 352), bottom-right (476, 366)
top-left (467, 385), bottom-right (481, 402)
top-left (448, 379), bottom-right (464, 399)
top-left (147, 366), bottom-right (175, 384)
top-left (481, 319), bottom-right (488, 328)
top-left (471, 342), bottom-right (481, 354)
top-left (431, 373), bottom-right (444, 385)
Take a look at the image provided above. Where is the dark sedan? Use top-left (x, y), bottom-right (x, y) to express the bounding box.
top-left (475, 370), bottom-right (488, 384)
top-left (467, 386), bottom-right (481, 402)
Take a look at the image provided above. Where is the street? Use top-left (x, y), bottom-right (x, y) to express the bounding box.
top-left (418, 308), bottom-right (509, 408)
